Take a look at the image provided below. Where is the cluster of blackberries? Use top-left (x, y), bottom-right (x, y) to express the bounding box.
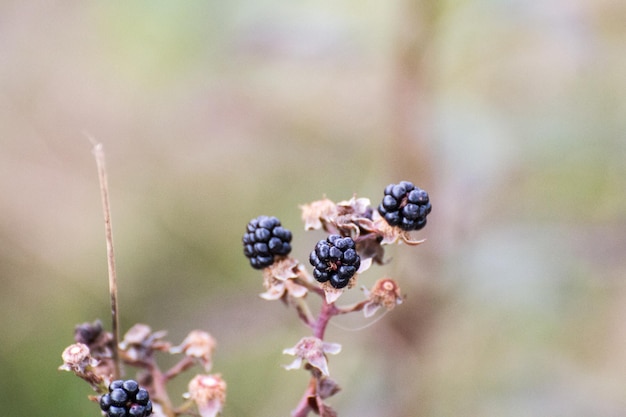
top-left (100, 380), bottom-right (153, 417)
top-left (243, 216), bottom-right (293, 269)
top-left (377, 181), bottom-right (431, 231)
top-left (309, 235), bottom-right (361, 289)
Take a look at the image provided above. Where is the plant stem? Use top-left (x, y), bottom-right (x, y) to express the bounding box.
top-left (92, 143), bottom-right (122, 379)
top-left (147, 360), bottom-right (176, 417)
top-left (313, 298), bottom-right (338, 340)
top-left (291, 377), bottom-right (316, 417)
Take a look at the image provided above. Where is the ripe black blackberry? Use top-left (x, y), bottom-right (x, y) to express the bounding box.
top-left (377, 181), bottom-right (431, 231)
top-left (309, 235), bottom-right (361, 289)
top-left (100, 379), bottom-right (153, 417)
top-left (243, 215), bottom-right (293, 269)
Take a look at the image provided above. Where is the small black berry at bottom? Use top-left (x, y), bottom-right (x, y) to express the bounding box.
top-left (100, 379), bottom-right (152, 417)
top-left (309, 235), bottom-right (361, 289)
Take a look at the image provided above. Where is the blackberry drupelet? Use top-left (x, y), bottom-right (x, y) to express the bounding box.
top-left (309, 235), bottom-right (361, 289)
top-left (243, 215), bottom-right (293, 269)
top-left (377, 181), bottom-right (431, 231)
top-left (100, 379), bottom-right (153, 417)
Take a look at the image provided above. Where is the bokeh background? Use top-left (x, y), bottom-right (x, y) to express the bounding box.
top-left (1, 1), bottom-right (626, 416)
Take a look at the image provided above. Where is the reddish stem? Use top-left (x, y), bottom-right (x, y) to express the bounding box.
top-left (164, 356), bottom-right (195, 381)
top-left (291, 377), bottom-right (317, 417)
top-left (313, 299), bottom-right (338, 340)
top-left (147, 362), bottom-right (176, 417)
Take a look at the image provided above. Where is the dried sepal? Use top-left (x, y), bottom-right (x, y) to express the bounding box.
top-left (185, 374), bottom-right (227, 417)
top-left (372, 215), bottom-right (426, 246)
top-left (260, 257), bottom-right (310, 300)
top-left (321, 283), bottom-right (343, 304)
top-left (319, 269), bottom-right (363, 303)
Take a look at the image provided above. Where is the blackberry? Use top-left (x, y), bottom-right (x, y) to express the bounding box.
top-left (309, 235), bottom-right (361, 289)
top-left (243, 215), bottom-right (293, 269)
top-left (100, 379), bottom-right (153, 417)
top-left (377, 181), bottom-right (431, 231)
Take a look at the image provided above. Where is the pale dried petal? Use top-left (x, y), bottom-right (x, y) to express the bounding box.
top-left (259, 283), bottom-right (285, 300)
top-left (283, 337), bottom-right (341, 377)
top-left (284, 279), bottom-right (308, 298)
top-left (282, 356), bottom-right (303, 371)
top-left (307, 351), bottom-right (331, 376)
top-left (321, 342), bottom-right (342, 355)
top-left (300, 198), bottom-right (338, 231)
top-left (324, 286), bottom-right (344, 304)
top-left (336, 196), bottom-right (371, 215)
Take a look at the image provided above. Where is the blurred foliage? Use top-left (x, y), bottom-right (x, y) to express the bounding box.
top-left (1, 0), bottom-right (626, 416)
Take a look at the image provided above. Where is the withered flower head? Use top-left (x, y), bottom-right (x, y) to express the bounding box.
top-left (59, 343), bottom-right (97, 373)
top-left (334, 196), bottom-right (377, 236)
top-left (119, 324), bottom-right (169, 362)
top-left (301, 195), bottom-right (380, 240)
top-left (283, 336), bottom-right (341, 377)
top-left (260, 257), bottom-right (309, 300)
top-left (171, 330), bottom-right (217, 371)
top-left (59, 343), bottom-right (106, 391)
top-left (362, 278), bottom-right (403, 318)
top-left (185, 374), bottom-right (226, 417)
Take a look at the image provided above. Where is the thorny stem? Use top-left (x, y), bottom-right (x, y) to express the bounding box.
top-left (92, 143), bottom-right (122, 380)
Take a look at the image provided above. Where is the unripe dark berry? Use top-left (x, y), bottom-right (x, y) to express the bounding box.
top-left (377, 181), bottom-right (431, 231)
top-left (309, 235), bottom-right (361, 289)
top-left (243, 216), bottom-right (292, 269)
top-left (100, 379), bottom-right (152, 417)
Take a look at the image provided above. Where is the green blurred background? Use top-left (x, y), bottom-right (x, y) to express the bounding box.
top-left (1, 1), bottom-right (625, 416)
